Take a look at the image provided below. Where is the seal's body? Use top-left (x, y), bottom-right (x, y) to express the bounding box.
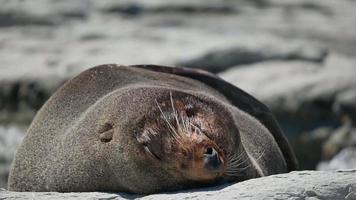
top-left (8, 65), bottom-right (297, 194)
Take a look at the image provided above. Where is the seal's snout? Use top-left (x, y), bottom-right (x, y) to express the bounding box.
top-left (203, 147), bottom-right (222, 172)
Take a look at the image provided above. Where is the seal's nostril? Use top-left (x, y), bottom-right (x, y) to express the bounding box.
top-left (205, 147), bottom-right (214, 156)
top-left (185, 104), bottom-right (194, 117)
top-left (204, 147), bottom-right (221, 171)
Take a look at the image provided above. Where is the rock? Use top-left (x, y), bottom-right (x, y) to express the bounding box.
top-left (0, 78), bottom-right (64, 123)
top-left (219, 54), bottom-right (356, 120)
top-left (178, 42), bottom-right (328, 73)
top-left (0, 190), bottom-right (126, 200)
top-left (101, 2), bottom-right (237, 16)
top-left (318, 148), bottom-right (356, 171)
top-left (0, 126), bottom-right (25, 189)
top-left (1, 0), bottom-right (356, 188)
top-left (292, 127), bottom-right (333, 170)
top-left (219, 54), bottom-right (356, 169)
top-left (0, 170), bottom-right (355, 199)
top-left (292, 118), bottom-right (356, 170)
top-left (322, 117), bottom-right (355, 160)
top-left (0, 0), bottom-right (355, 123)
top-left (0, 0), bottom-right (91, 26)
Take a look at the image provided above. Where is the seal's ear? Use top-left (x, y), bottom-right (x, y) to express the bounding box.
top-left (97, 122), bottom-right (114, 143)
top-left (130, 64), bottom-right (298, 171)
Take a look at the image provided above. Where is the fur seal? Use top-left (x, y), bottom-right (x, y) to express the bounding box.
top-left (8, 64), bottom-right (297, 194)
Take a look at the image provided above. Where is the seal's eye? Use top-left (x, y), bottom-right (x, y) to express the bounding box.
top-left (185, 104), bottom-right (194, 117)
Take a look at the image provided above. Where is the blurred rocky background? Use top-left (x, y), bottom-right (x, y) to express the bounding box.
top-left (0, 0), bottom-right (356, 189)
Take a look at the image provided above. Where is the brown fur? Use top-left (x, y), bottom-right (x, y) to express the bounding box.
top-left (8, 64), bottom-right (297, 194)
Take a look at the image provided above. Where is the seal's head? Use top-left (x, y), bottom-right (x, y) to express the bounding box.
top-left (136, 91), bottom-right (246, 184)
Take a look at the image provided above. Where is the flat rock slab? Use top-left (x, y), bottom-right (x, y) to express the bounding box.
top-left (1, 170), bottom-right (355, 200)
top-left (219, 55), bottom-right (356, 117)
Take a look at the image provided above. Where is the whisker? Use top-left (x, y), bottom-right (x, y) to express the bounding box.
top-left (227, 152), bottom-right (245, 165)
top-left (224, 149), bottom-right (266, 178)
top-left (224, 152), bottom-right (251, 177)
top-left (256, 149), bottom-right (266, 162)
top-left (169, 92), bottom-right (182, 135)
top-left (181, 113), bottom-right (189, 133)
top-left (155, 99), bottom-right (179, 139)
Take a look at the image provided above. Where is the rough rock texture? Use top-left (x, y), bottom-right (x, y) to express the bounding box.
top-left (219, 54), bottom-right (356, 119)
top-left (291, 118), bottom-right (355, 170)
top-left (219, 56), bottom-right (356, 135)
top-left (318, 148), bottom-right (356, 171)
top-left (178, 41), bottom-right (328, 73)
top-left (1, 0), bottom-right (356, 123)
top-left (1, 170), bottom-right (355, 200)
top-left (219, 55), bottom-right (356, 169)
top-left (0, 126), bottom-right (25, 189)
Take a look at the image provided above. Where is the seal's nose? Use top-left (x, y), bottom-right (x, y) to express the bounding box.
top-left (203, 147), bottom-right (222, 172)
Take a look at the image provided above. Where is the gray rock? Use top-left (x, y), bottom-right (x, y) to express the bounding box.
top-left (1, 0), bottom-right (356, 185)
top-left (1, 170), bottom-right (355, 199)
top-left (0, 126), bottom-right (25, 188)
top-left (219, 54), bottom-right (356, 118)
top-left (178, 42), bottom-right (328, 73)
top-left (293, 127), bottom-right (333, 170)
top-left (0, 0), bottom-right (91, 26)
top-left (292, 117), bottom-right (356, 170)
top-left (219, 54), bottom-right (356, 169)
top-left (0, 77), bottom-right (64, 123)
top-left (322, 117), bottom-right (355, 160)
top-left (318, 148), bottom-right (356, 171)
top-left (101, 1), bottom-right (238, 16)
top-left (0, 0), bottom-right (355, 123)
top-left (0, 190), bottom-right (126, 200)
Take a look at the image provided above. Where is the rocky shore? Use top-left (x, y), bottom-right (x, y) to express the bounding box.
top-left (1, 170), bottom-right (356, 199)
top-left (1, 0), bottom-right (356, 194)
